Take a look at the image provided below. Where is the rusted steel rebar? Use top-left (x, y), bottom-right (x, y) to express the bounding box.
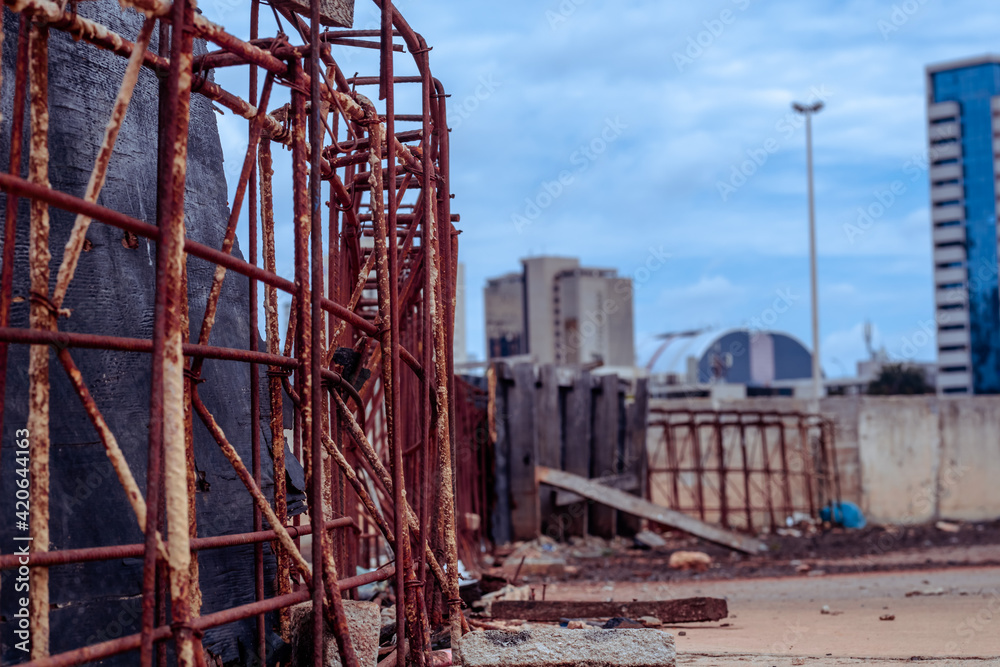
top-left (321, 432), bottom-right (395, 547)
top-left (2, 0), bottom-right (459, 660)
top-left (248, 1), bottom-right (265, 653)
top-left (331, 389), bottom-right (449, 593)
top-left (259, 137), bottom-right (294, 638)
top-left (428, 175), bottom-right (463, 662)
top-left (142, 18), bottom-right (169, 667)
top-left (56, 349), bottom-right (168, 559)
top-left (18, 564), bottom-right (396, 667)
top-left (0, 518), bottom-right (353, 570)
top-left (191, 388), bottom-right (312, 578)
top-left (159, 0), bottom-right (201, 661)
top-left (309, 0), bottom-right (357, 654)
top-left (191, 71), bottom-right (274, 359)
top-left (366, 118), bottom-right (413, 664)
top-left (27, 22), bottom-right (52, 659)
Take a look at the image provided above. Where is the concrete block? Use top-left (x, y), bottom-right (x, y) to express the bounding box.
top-left (461, 627), bottom-right (675, 667)
top-left (288, 600), bottom-right (381, 666)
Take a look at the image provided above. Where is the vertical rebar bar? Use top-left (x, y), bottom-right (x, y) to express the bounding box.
top-left (248, 0), bottom-right (264, 657)
top-left (161, 0), bottom-right (198, 661)
top-left (260, 137), bottom-right (291, 638)
top-left (144, 18), bottom-right (170, 667)
top-left (309, 19), bottom-right (359, 662)
top-left (26, 22), bottom-right (51, 660)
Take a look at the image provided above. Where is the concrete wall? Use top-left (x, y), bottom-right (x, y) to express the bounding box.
top-left (857, 397), bottom-right (941, 524)
top-left (648, 394), bottom-right (1000, 525)
top-left (937, 398), bottom-right (1000, 520)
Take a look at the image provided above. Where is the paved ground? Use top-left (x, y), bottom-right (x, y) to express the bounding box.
top-left (544, 564), bottom-right (1000, 664)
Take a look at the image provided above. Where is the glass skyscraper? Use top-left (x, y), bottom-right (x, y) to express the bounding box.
top-left (926, 57), bottom-right (1000, 394)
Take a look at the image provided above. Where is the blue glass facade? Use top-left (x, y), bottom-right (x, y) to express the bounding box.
top-left (933, 64), bottom-right (1000, 393)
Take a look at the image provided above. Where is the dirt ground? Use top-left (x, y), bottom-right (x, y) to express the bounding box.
top-left (545, 566), bottom-right (1000, 663)
top-left (483, 520), bottom-right (1000, 664)
top-left (553, 519), bottom-right (1000, 583)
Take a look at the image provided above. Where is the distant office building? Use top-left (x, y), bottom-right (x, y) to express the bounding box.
top-left (484, 272), bottom-right (526, 359)
top-left (926, 56), bottom-right (1000, 394)
top-left (484, 256), bottom-right (635, 368)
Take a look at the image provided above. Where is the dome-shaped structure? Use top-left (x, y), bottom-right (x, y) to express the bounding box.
top-left (653, 329), bottom-right (815, 385)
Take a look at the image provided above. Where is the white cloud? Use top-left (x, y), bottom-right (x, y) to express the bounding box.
top-left (205, 0), bottom-right (1000, 376)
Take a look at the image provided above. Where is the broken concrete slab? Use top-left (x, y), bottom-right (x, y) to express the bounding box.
top-left (490, 597), bottom-right (727, 623)
top-left (461, 627), bottom-right (676, 667)
top-left (288, 600), bottom-right (381, 666)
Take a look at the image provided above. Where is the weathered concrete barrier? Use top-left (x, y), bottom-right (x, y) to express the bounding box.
top-left (462, 627), bottom-right (676, 667)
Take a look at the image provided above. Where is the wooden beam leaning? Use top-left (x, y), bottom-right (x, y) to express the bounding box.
top-left (536, 466), bottom-right (767, 554)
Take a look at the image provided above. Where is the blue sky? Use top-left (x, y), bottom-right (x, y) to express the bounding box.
top-left (205, 0), bottom-right (1000, 377)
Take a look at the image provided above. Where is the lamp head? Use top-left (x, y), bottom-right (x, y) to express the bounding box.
top-left (792, 101), bottom-right (824, 114)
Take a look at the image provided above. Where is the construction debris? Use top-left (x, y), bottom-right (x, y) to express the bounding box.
top-left (905, 587), bottom-right (946, 597)
top-left (537, 466), bottom-right (767, 554)
top-left (287, 600), bottom-right (381, 667)
top-left (936, 520), bottom-right (961, 533)
top-left (667, 550), bottom-right (713, 572)
top-left (490, 598), bottom-right (728, 623)
top-left (635, 530), bottom-right (668, 549)
top-left (501, 537), bottom-right (569, 579)
top-left (461, 627), bottom-right (676, 667)
top-left (474, 584), bottom-right (533, 615)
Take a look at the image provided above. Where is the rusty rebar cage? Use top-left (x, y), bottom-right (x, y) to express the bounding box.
top-left (0, 0), bottom-right (462, 663)
top-left (647, 408), bottom-right (841, 534)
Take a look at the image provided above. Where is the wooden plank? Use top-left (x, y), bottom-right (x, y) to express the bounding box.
top-left (619, 378), bottom-right (649, 535)
top-left (590, 374), bottom-right (619, 538)
top-left (563, 369), bottom-right (591, 537)
top-left (509, 363), bottom-right (539, 540)
top-left (554, 473), bottom-right (637, 506)
top-left (491, 370), bottom-right (512, 545)
top-left (537, 466), bottom-right (767, 554)
top-left (491, 597), bottom-right (728, 623)
top-left (536, 364), bottom-right (561, 537)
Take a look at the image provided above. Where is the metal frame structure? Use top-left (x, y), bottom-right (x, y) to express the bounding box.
top-left (647, 408), bottom-right (841, 533)
top-left (0, 0), bottom-right (463, 664)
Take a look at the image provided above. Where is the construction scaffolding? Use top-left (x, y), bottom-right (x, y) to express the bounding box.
top-left (0, 0), bottom-right (463, 664)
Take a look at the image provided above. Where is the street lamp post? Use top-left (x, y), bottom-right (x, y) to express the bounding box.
top-left (792, 100), bottom-right (824, 410)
